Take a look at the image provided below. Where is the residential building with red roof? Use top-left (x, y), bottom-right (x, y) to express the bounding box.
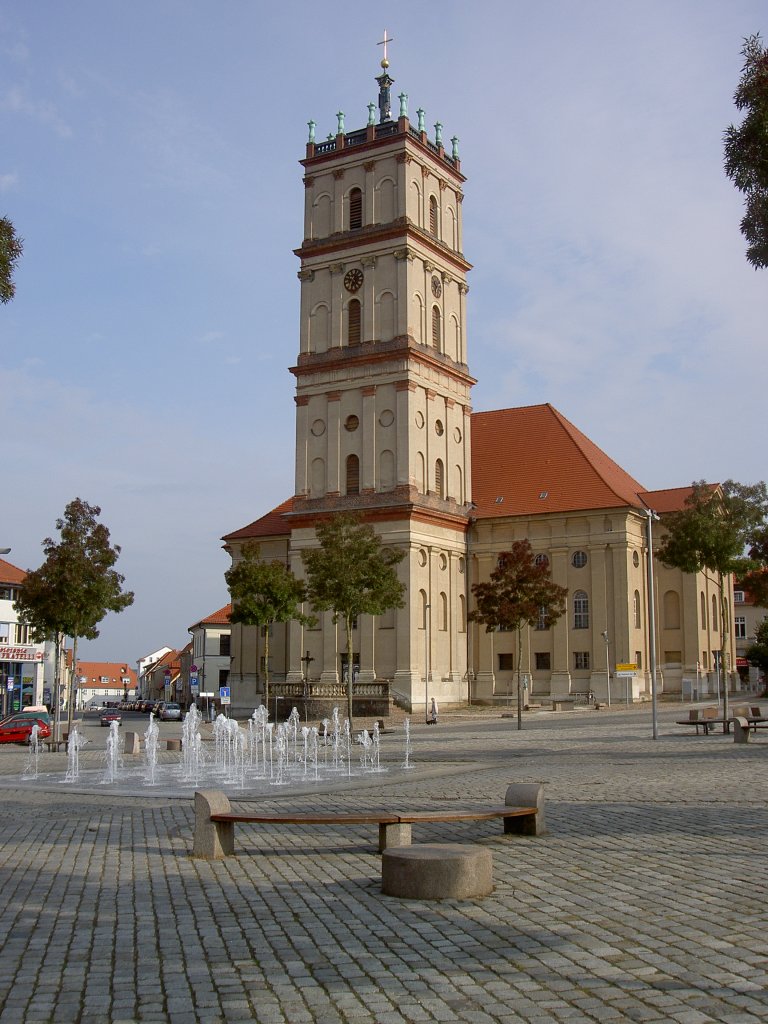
top-left (217, 61), bottom-right (740, 716)
top-left (182, 604), bottom-right (231, 711)
top-left (74, 661), bottom-right (137, 709)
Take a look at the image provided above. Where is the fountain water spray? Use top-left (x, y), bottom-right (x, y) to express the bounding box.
top-left (145, 714), bottom-right (160, 785)
top-left (65, 726), bottom-right (86, 782)
top-left (103, 720), bottom-right (123, 784)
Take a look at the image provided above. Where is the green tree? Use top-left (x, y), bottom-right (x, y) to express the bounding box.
top-left (745, 617), bottom-right (768, 691)
top-left (469, 540), bottom-right (568, 731)
top-left (724, 33), bottom-right (768, 269)
top-left (301, 513), bottom-right (406, 728)
top-left (656, 480), bottom-right (768, 720)
top-left (224, 543), bottom-right (314, 717)
top-left (14, 498), bottom-right (134, 738)
top-left (739, 525), bottom-right (768, 607)
top-left (0, 217), bottom-right (23, 303)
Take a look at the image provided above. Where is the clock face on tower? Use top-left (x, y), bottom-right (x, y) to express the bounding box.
top-left (431, 275), bottom-right (442, 298)
top-left (344, 268), bottom-right (364, 293)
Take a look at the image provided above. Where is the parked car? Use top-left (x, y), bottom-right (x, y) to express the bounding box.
top-left (100, 708), bottom-right (122, 727)
top-left (158, 702), bottom-right (182, 722)
top-left (143, 701), bottom-right (156, 715)
top-left (0, 714), bottom-right (52, 744)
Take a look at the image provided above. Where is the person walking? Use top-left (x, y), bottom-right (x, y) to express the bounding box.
top-left (428, 697), bottom-right (438, 725)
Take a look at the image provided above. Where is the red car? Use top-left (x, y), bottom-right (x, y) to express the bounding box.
top-left (0, 714), bottom-right (52, 745)
top-left (100, 708), bottom-right (122, 727)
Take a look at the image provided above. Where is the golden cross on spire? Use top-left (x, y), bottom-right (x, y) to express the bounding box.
top-left (377, 29), bottom-right (394, 68)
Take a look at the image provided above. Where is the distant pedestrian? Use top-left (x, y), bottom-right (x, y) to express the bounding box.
top-left (428, 697), bottom-right (438, 724)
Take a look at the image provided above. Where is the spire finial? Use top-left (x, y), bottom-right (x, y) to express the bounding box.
top-left (377, 29), bottom-right (394, 69)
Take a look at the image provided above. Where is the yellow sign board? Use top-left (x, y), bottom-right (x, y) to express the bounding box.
top-left (615, 663), bottom-right (637, 671)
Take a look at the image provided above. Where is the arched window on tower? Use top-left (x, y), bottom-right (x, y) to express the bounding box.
top-left (349, 187), bottom-right (363, 230)
top-left (348, 299), bottom-right (361, 347)
top-left (573, 591), bottom-right (589, 629)
top-left (634, 590), bottom-right (641, 629)
top-left (712, 594), bottom-right (719, 632)
top-left (435, 459), bottom-right (445, 498)
top-left (346, 454), bottom-right (360, 495)
top-left (431, 305), bottom-right (441, 349)
top-left (429, 195), bottom-right (438, 237)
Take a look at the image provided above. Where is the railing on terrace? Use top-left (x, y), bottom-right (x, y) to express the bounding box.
top-left (271, 679), bottom-right (390, 700)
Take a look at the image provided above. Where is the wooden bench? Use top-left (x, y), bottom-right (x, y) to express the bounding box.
top-left (676, 709), bottom-right (733, 735)
top-left (192, 783), bottom-right (545, 860)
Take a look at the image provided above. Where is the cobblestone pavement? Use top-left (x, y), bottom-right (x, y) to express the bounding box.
top-left (0, 703), bottom-right (766, 1023)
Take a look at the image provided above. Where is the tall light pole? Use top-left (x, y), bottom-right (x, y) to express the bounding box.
top-left (424, 603), bottom-right (431, 724)
top-left (644, 508), bottom-right (660, 740)
top-left (601, 630), bottom-right (611, 707)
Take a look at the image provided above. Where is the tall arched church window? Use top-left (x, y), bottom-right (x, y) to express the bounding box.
top-left (435, 459), bottom-right (444, 498)
top-left (439, 592), bottom-right (448, 631)
top-left (664, 590), bottom-right (681, 630)
top-left (712, 594), bottom-right (718, 632)
top-left (346, 454), bottom-right (360, 495)
top-left (573, 591), bottom-right (589, 629)
top-left (431, 305), bottom-right (441, 349)
top-left (349, 187), bottom-right (363, 230)
top-left (429, 195), bottom-right (438, 237)
top-left (348, 298), bottom-right (361, 347)
top-left (459, 594), bottom-right (466, 633)
top-left (634, 590), bottom-right (641, 629)
top-left (701, 592), bottom-right (707, 628)
top-left (419, 589), bottom-right (428, 629)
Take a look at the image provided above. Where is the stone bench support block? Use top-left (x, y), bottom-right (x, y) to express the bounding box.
top-left (733, 717), bottom-right (751, 744)
top-left (382, 844), bottom-right (493, 900)
top-left (166, 739), bottom-right (181, 751)
top-left (505, 783), bottom-right (546, 835)
top-left (123, 731), bottom-right (140, 755)
top-left (193, 790), bottom-right (234, 859)
top-left (378, 821), bottom-right (412, 852)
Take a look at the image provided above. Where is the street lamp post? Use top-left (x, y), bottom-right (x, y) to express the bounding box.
top-left (425, 603), bottom-right (431, 724)
top-left (644, 508), bottom-right (660, 740)
top-left (601, 631), bottom-right (611, 707)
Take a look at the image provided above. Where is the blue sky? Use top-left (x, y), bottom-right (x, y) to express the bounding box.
top-left (2, 1), bottom-right (766, 664)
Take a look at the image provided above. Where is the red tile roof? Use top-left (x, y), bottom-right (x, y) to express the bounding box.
top-left (74, 661), bottom-right (138, 685)
top-left (188, 603), bottom-right (232, 631)
top-left (222, 498), bottom-right (294, 542)
top-left (0, 558), bottom-right (26, 586)
top-left (471, 404), bottom-right (647, 518)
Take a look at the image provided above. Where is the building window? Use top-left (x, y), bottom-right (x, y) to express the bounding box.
top-left (534, 553), bottom-right (549, 568)
top-left (634, 590), bottom-right (641, 629)
top-left (429, 195), bottom-right (438, 236)
top-left (734, 590), bottom-right (745, 604)
top-left (712, 595), bottom-right (718, 632)
top-left (219, 634), bottom-right (231, 657)
top-left (573, 591), bottom-right (589, 629)
top-left (431, 305), bottom-right (441, 349)
top-left (435, 459), bottom-right (445, 499)
top-left (574, 651), bottom-right (590, 670)
top-left (349, 187), bottom-right (363, 230)
top-left (13, 623), bottom-right (30, 645)
top-left (218, 668), bottom-right (230, 686)
top-left (701, 651), bottom-right (709, 670)
top-left (664, 590), bottom-right (681, 630)
top-left (633, 551), bottom-right (640, 568)
top-left (701, 592), bottom-right (707, 628)
top-left (572, 550), bottom-right (588, 568)
top-left (735, 616), bottom-right (747, 639)
top-left (535, 606), bottom-right (549, 631)
top-left (459, 594), bottom-right (466, 633)
top-left (635, 651), bottom-right (642, 669)
top-left (535, 652), bottom-right (551, 671)
top-left (439, 592), bottom-right (448, 631)
top-left (348, 298), bottom-right (361, 346)
top-left (498, 653), bottom-right (514, 671)
top-left (346, 454), bottom-right (360, 495)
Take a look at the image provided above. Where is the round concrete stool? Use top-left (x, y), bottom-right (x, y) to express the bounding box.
top-left (382, 844), bottom-right (493, 900)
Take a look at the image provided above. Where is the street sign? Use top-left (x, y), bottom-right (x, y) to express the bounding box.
top-left (615, 670), bottom-right (636, 678)
top-left (219, 686), bottom-right (230, 705)
top-left (615, 663), bottom-right (637, 671)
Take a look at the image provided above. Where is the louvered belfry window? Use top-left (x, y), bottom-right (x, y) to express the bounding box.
top-left (348, 299), bottom-right (361, 346)
top-left (435, 459), bottom-right (444, 498)
top-left (429, 195), bottom-right (438, 236)
top-left (346, 454), bottom-right (360, 495)
top-left (349, 188), bottom-right (363, 230)
top-left (431, 305), bottom-right (441, 348)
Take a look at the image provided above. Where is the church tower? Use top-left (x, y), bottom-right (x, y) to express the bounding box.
top-left (286, 45), bottom-right (474, 710)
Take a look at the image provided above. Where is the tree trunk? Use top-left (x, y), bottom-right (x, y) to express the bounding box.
top-left (66, 634), bottom-right (78, 738)
top-left (52, 631), bottom-right (62, 744)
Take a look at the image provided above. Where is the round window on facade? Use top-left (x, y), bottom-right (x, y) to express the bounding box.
top-left (379, 409), bottom-right (394, 427)
top-left (435, 419), bottom-right (444, 436)
top-left (454, 427), bottom-right (462, 443)
top-left (439, 553), bottom-right (448, 570)
top-left (572, 551), bottom-right (588, 569)
top-left (344, 415), bottom-right (359, 432)
top-left (418, 549), bottom-right (428, 566)
top-left (458, 556), bottom-right (465, 574)
top-left (415, 411), bottom-right (425, 428)
top-left (311, 419), bottom-right (326, 437)
top-left (633, 551), bottom-right (640, 568)
top-left (534, 553), bottom-right (549, 568)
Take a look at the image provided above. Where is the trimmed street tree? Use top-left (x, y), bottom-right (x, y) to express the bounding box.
top-left (225, 543), bottom-right (314, 717)
top-left (14, 498), bottom-right (134, 739)
top-left (301, 513), bottom-right (406, 728)
top-left (745, 618), bottom-right (768, 693)
top-left (469, 540), bottom-right (568, 731)
top-left (656, 479), bottom-right (768, 721)
top-left (724, 33), bottom-right (768, 269)
top-left (0, 217), bottom-right (23, 304)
